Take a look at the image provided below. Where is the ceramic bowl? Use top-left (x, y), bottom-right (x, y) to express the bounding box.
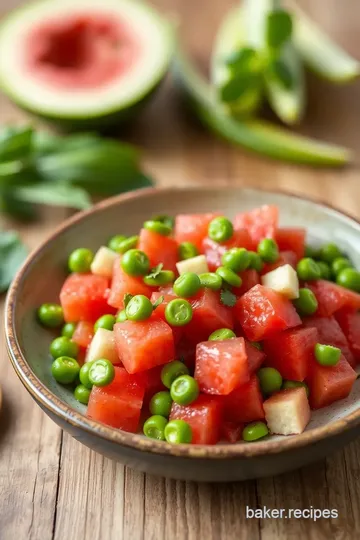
top-left (5, 186), bottom-right (360, 482)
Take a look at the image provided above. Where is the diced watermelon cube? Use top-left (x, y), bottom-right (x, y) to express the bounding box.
top-left (114, 317), bottom-right (175, 374)
top-left (234, 205), bottom-right (278, 245)
top-left (262, 251), bottom-right (298, 274)
top-left (150, 289), bottom-right (177, 321)
top-left (223, 375), bottom-right (265, 423)
top-left (305, 280), bottom-right (360, 317)
top-left (306, 354), bottom-right (356, 409)
top-left (60, 273), bottom-right (112, 323)
top-left (72, 321), bottom-right (94, 349)
top-left (175, 213), bottom-right (220, 251)
top-left (202, 228), bottom-right (254, 271)
top-left (143, 365), bottom-right (166, 406)
top-left (264, 327), bottom-right (318, 381)
top-left (184, 288), bottom-right (234, 344)
top-left (303, 315), bottom-right (355, 367)
top-left (108, 259), bottom-right (152, 309)
top-left (195, 338), bottom-right (250, 395)
top-left (221, 421), bottom-right (244, 443)
top-left (275, 227), bottom-right (306, 260)
top-left (233, 269), bottom-right (260, 296)
top-left (87, 367), bottom-right (145, 431)
top-left (235, 284), bottom-right (301, 341)
top-left (245, 340), bottom-right (266, 373)
top-left (138, 228), bottom-right (178, 273)
top-left (336, 308), bottom-right (360, 363)
top-left (170, 395), bottom-right (223, 445)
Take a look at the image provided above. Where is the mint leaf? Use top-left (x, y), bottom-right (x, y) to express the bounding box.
top-left (225, 47), bottom-right (262, 74)
top-left (147, 263), bottom-right (163, 279)
top-left (220, 72), bottom-right (262, 103)
top-left (123, 293), bottom-right (133, 308)
top-left (266, 9), bottom-right (293, 50)
top-left (152, 295), bottom-right (164, 310)
top-left (0, 231), bottom-right (27, 292)
top-left (268, 58), bottom-right (294, 89)
top-left (0, 125), bottom-right (33, 162)
top-left (220, 289), bottom-right (237, 307)
top-left (13, 183), bottom-right (91, 210)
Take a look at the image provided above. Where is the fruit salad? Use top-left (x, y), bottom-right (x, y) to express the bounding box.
top-left (37, 206), bottom-right (360, 445)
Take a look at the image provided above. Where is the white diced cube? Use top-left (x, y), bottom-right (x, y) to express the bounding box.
top-left (86, 328), bottom-right (119, 364)
top-left (263, 387), bottom-right (310, 435)
top-left (261, 264), bottom-right (299, 299)
top-left (90, 246), bottom-right (117, 278)
top-left (176, 255), bottom-right (209, 275)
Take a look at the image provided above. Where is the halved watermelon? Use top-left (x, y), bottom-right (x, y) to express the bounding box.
top-left (0, 0), bottom-right (173, 128)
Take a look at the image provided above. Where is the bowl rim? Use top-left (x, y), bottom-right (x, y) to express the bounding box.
top-left (5, 185), bottom-right (360, 460)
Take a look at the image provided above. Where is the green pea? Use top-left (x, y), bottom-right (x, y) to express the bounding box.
top-left (208, 216), bottom-right (234, 243)
top-left (248, 251), bottom-right (263, 272)
top-left (282, 380), bottom-right (310, 397)
top-left (74, 384), bottom-right (91, 405)
top-left (199, 272), bottom-right (223, 291)
top-left (88, 358), bottom-right (115, 387)
top-left (221, 248), bottom-right (250, 272)
top-left (178, 242), bottom-right (199, 260)
top-left (296, 258), bottom-right (321, 281)
top-left (165, 299), bottom-right (193, 326)
top-left (304, 245), bottom-right (319, 259)
top-left (314, 343), bottom-right (341, 366)
top-left (94, 314), bottom-right (116, 332)
top-left (143, 415), bottom-right (167, 441)
top-left (336, 268), bottom-right (360, 292)
top-left (173, 272), bottom-right (201, 298)
top-left (149, 391), bottom-right (173, 417)
top-left (209, 328), bottom-right (236, 340)
top-left (257, 239), bottom-right (279, 263)
top-left (125, 295), bottom-right (153, 321)
top-left (143, 270), bottom-right (175, 287)
top-left (108, 235), bottom-right (127, 252)
top-left (164, 419), bottom-right (192, 444)
top-left (161, 361), bottom-right (189, 389)
top-left (216, 266), bottom-right (242, 287)
top-left (152, 214), bottom-right (175, 229)
top-left (68, 248), bottom-right (94, 273)
top-left (144, 220), bottom-right (172, 236)
top-left (317, 261), bottom-right (331, 280)
top-left (170, 375), bottom-right (199, 406)
top-left (116, 235), bottom-right (139, 254)
top-left (79, 362), bottom-right (94, 389)
top-left (332, 257), bottom-right (352, 277)
top-left (61, 322), bottom-right (76, 339)
top-left (51, 356), bottom-right (80, 385)
top-left (50, 336), bottom-right (79, 360)
top-left (293, 288), bottom-right (318, 316)
top-left (242, 421), bottom-right (269, 442)
top-left (38, 303), bottom-right (64, 328)
top-left (121, 249), bottom-right (150, 276)
top-left (318, 243), bottom-right (342, 263)
top-left (116, 310), bottom-right (128, 323)
top-left (257, 367), bottom-right (282, 395)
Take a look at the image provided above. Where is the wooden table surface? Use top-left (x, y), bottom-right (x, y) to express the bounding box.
top-left (1, 0), bottom-right (360, 538)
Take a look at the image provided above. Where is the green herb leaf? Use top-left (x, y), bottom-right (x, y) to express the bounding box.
top-left (225, 47), bottom-right (263, 74)
top-left (268, 58), bottom-right (294, 89)
top-left (220, 288), bottom-right (237, 307)
top-left (0, 191), bottom-right (37, 221)
top-left (13, 183), bottom-right (92, 210)
top-left (0, 231), bottom-right (27, 292)
top-left (152, 295), bottom-right (164, 310)
top-left (220, 72), bottom-right (262, 103)
top-left (0, 125), bottom-right (33, 162)
top-left (123, 293), bottom-right (133, 308)
top-left (266, 9), bottom-right (293, 50)
top-left (147, 263), bottom-right (164, 279)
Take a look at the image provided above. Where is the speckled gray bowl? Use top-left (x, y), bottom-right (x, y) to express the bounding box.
top-left (5, 187), bottom-right (360, 482)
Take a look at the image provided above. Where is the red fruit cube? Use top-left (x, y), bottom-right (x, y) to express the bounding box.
top-left (72, 321), bottom-right (94, 349)
top-left (108, 259), bottom-right (152, 309)
top-left (223, 375), bottom-right (265, 423)
top-left (305, 280), bottom-right (360, 317)
top-left (245, 340), bottom-right (266, 373)
top-left (202, 228), bottom-right (254, 271)
top-left (306, 354), bottom-right (356, 409)
top-left (235, 284), bottom-right (301, 341)
top-left (262, 251), bottom-right (298, 275)
top-left (264, 327), bottom-right (318, 381)
top-left (143, 365), bottom-right (166, 406)
top-left (221, 421), bottom-right (244, 443)
top-left (87, 367), bottom-right (145, 432)
top-left (138, 228), bottom-right (178, 273)
top-left (170, 395), bottom-right (223, 445)
top-left (60, 273), bottom-right (111, 323)
top-left (303, 315), bottom-right (355, 367)
top-left (234, 205), bottom-right (278, 245)
top-left (275, 227), bottom-right (306, 261)
top-left (175, 213), bottom-right (220, 251)
top-left (114, 317), bottom-right (175, 374)
top-left (336, 308), bottom-right (360, 363)
top-left (233, 269), bottom-right (260, 296)
top-left (195, 338), bottom-right (250, 395)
